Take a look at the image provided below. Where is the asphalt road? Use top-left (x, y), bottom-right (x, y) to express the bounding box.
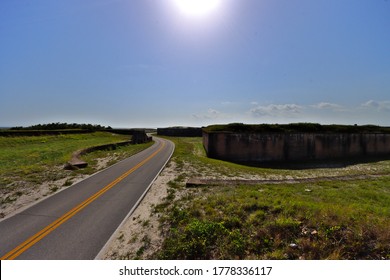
top-left (0, 137), bottom-right (174, 260)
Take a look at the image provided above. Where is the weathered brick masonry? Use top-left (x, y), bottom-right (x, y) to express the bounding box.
top-left (203, 131), bottom-right (390, 163)
top-left (157, 127), bottom-right (203, 137)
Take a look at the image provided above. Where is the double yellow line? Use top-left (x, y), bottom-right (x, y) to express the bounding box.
top-left (1, 141), bottom-right (165, 260)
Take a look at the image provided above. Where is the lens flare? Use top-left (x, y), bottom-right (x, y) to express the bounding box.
top-left (173, 0), bottom-right (221, 17)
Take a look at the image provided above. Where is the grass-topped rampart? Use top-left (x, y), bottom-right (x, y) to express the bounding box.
top-left (204, 123), bottom-right (390, 134)
top-left (203, 123), bottom-right (390, 164)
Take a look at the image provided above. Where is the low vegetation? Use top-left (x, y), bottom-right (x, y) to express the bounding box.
top-left (152, 137), bottom-right (390, 260)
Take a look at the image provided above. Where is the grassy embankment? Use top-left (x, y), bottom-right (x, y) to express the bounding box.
top-left (0, 132), bottom-right (153, 209)
top-left (152, 137), bottom-right (390, 260)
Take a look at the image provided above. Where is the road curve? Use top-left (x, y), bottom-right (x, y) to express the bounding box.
top-left (0, 137), bottom-right (174, 260)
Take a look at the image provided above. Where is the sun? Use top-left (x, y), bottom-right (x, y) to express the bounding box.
top-left (172, 0), bottom-right (222, 17)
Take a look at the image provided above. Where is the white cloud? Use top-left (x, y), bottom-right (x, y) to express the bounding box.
top-left (190, 100), bottom-right (390, 127)
top-left (192, 108), bottom-right (223, 120)
top-left (207, 108), bottom-right (220, 117)
top-left (311, 102), bottom-right (344, 111)
top-left (361, 100), bottom-right (390, 112)
top-left (250, 103), bottom-right (303, 117)
top-left (362, 100), bottom-right (380, 108)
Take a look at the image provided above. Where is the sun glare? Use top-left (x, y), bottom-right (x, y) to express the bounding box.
top-left (173, 0), bottom-right (221, 17)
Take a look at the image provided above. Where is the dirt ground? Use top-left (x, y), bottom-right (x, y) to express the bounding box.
top-left (0, 154), bottom-right (120, 219)
top-left (0, 171), bottom-right (89, 219)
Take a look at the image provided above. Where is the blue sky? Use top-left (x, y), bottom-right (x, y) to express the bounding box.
top-left (1, 0), bottom-right (390, 128)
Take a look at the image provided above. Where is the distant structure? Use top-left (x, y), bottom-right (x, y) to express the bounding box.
top-left (157, 126), bottom-right (203, 137)
top-left (131, 129), bottom-right (152, 144)
top-left (203, 123), bottom-right (390, 164)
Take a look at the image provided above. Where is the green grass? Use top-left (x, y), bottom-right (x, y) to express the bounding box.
top-left (152, 137), bottom-right (390, 260)
top-left (0, 132), bottom-right (153, 193)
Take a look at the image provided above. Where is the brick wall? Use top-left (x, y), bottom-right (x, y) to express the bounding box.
top-left (203, 131), bottom-right (390, 163)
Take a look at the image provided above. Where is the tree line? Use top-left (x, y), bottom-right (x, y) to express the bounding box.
top-left (11, 122), bottom-right (112, 131)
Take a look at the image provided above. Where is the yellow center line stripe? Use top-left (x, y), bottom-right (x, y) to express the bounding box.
top-left (1, 141), bottom-right (165, 260)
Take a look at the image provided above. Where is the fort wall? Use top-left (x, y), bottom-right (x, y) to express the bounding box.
top-left (157, 127), bottom-right (203, 137)
top-left (203, 131), bottom-right (390, 163)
